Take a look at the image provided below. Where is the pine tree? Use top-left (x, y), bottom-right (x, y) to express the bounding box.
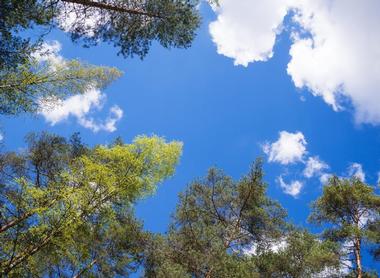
top-left (309, 177), bottom-right (380, 278)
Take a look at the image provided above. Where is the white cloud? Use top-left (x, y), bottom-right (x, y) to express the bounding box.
top-left (209, 0), bottom-right (380, 125)
top-left (40, 88), bottom-right (123, 133)
top-left (263, 131), bottom-right (331, 194)
top-left (347, 163), bottom-right (365, 182)
top-left (40, 88), bottom-right (103, 124)
top-left (263, 131), bottom-right (307, 165)
top-left (377, 172), bottom-right (380, 186)
top-left (288, 0), bottom-right (380, 124)
top-left (209, 0), bottom-right (290, 66)
top-left (78, 105), bottom-right (123, 133)
top-left (303, 156), bottom-right (329, 178)
top-left (277, 176), bottom-right (303, 197)
top-left (31, 41), bottom-right (65, 68)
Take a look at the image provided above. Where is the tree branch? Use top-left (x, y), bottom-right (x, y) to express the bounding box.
top-left (60, 0), bottom-right (163, 18)
top-left (73, 258), bottom-right (97, 278)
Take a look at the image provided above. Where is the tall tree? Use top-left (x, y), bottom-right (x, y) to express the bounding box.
top-left (309, 177), bottom-right (380, 278)
top-left (144, 161), bottom-right (284, 277)
top-left (0, 132), bottom-right (182, 276)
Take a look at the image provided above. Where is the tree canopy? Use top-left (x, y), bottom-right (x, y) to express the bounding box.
top-left (0, 0), bottom-right (204, 70)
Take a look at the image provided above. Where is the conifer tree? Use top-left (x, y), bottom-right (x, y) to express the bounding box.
top-left (309, 177), bottom-right (380, 278)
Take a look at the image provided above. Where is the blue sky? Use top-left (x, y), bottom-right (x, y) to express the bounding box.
top-left (2, 0), bottom-right (380, 272)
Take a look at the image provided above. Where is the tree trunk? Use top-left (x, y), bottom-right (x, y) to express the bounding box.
top-left (353, 209), bottom-right (363, 278)
top-left (354, 237), bottom-right (363, 278)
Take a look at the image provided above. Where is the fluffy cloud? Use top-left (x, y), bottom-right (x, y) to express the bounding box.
top-left (288, 0), bottom-right (380, 124)
top-left (209, 0), bottom-right (289, 66)
top-left (277, 176), bottom-right (303, 197)
top-left (347, 163), bottom-right (365, 182)
top-left (40, 88), bottom-right (123, 133)
top-left (40, 88), bottom-right (103, 124)
top-left (31, 41), bottom-right (65, 68)
top-left (303, 156), bottom-right (329, 178)
top-left (78, 105), bottom-right (123, 133)
top-left (263, 131), bottom-right (332, 195)
top-left (209, 0), bottom-right (380, 125)
top-left (263, 131), bottom-right (307, 165)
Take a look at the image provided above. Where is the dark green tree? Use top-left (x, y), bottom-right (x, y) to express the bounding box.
top-left (143, 161), bottom-right (340, 277)
top-left (57, 0), bottom-right (201, 58)
top-left (0, 0), bottom-right (207, 70)
top-left (0, 0), bottom-right (54, 69)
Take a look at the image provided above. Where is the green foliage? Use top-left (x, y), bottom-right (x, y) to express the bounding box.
top-left (309, 176), bottom-right (380, 277)
top-left (0, 132), bottom-right (182, 276)
top-left (60, 0), bottom-right (201, 59)
top-left (144, 160), bottom-right (284, 277)
top-left (0, 0), bottom-right (55, 69)
top-left (254, 229), bottom-right (340, 277)
top-left (27, 205), bottom-right (151, 277)
top-left (368, 219), bottom-right (380, 261)
top-left (0, 58), bottom-right (122, 115)
top-left (0, 0), bottom-right (205, 66)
